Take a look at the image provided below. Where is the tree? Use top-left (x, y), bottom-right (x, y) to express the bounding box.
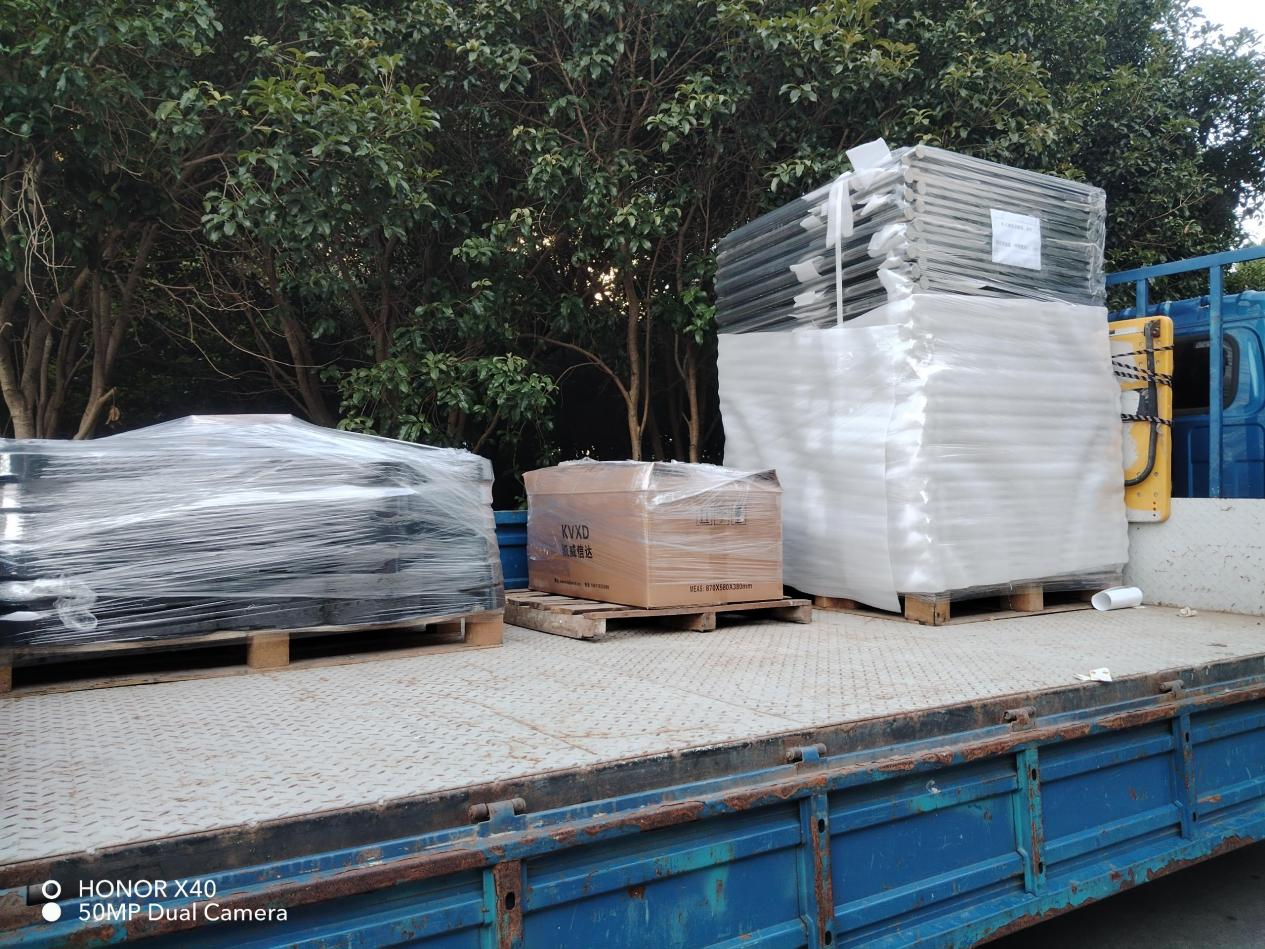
top-left (0, 0), bottom-right (222, 437)
top-left (4, 0), bottom-right (1263, 471)
top-left (449, 0), bottom-right (916, 459)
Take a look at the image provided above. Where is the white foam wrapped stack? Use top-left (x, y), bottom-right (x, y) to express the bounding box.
top-left (718, 294), bottom-right (1129, 611)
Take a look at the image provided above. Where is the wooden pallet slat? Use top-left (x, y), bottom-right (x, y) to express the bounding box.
top-left (810, 578), bottom-right (1107, 627)
top-left (506, 592), bottom-right (811, 641)
top-left (1, 609), bottom-right (504, 697)
top-left (902, 595), bottom-right (951, 626)
top-left (246, 631), bottom-right (290, 670)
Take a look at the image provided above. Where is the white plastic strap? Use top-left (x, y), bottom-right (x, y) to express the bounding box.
top-left (825, 176), bottom-right (852, 326)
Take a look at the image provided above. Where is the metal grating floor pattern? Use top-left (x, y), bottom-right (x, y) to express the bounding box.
top-left (3, 606), bottom-right (1264, 867)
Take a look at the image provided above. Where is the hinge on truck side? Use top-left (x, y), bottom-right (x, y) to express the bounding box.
top-left (1003, 706), bottom-right (1036, 730)
top-left (1160, 679), bottom-right (1185, 700)
top-left (469, 797), bottom-right (527, 834)
top-left (786, 743), bottom-right (827, 765)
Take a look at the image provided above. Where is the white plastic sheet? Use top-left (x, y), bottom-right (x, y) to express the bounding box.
top-left (718, 294), bottom-right (1130, 610)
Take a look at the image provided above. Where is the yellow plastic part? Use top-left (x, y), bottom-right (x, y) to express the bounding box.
top-left (1109, 316), bottom-right (1173, 523)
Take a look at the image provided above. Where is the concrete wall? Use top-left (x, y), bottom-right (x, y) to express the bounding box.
top-left (1125, 498), bottom-right (1265, 615)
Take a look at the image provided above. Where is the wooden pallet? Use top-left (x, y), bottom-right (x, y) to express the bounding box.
top-left (0, 609), bottom-right (503, 697)
top-left (809, 582), bottom-right (1102, 627)
top-left (506, 591), bottom-right (812, 641)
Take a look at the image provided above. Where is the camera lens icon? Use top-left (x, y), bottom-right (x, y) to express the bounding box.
top-left (39, 881), bottom-right (62, 922)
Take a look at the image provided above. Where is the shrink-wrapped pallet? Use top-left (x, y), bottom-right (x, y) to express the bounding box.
top-left (718, 294), bottom-right (1129, 610)
top-left (0, 415), bottom-right (504, 646)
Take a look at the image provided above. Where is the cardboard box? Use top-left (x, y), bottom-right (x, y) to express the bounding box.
top-left (524, 461), bottom-right (783, 608)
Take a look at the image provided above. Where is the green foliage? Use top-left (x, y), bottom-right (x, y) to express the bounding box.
top-left (1226, 258), bottom-right (1265, 293)
top-left (197, 34), bottom-right (440, 250)
top-left (337, 348), bottom-right (555, 447)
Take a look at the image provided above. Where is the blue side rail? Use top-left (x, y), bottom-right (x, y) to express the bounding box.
top-left (4, 657), bottom-right (1265, 947)
top-left (1107, 245), bottom-right (1265, 497)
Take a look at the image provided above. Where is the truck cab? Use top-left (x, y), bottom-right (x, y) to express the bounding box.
top-left (1119, 291), bottom-right (1265, 497)
top-left (1110, 254), bottom-right (1265, 500)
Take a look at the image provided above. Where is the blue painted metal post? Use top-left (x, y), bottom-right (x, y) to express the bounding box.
top-left (1170, 714), bottom-right (1195, 838)
top-left (797, 790), bottom-right (836, 948)
top-left (1012, 747), bottom-right (1046, 896)
top-left (1208, 265), bottom-right (1224, 498)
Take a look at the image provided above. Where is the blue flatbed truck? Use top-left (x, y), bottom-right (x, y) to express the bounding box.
top-left (0, 250), bottom-right (1263, 949)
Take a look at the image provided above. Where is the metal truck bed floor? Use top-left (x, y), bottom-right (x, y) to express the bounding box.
top-left (2, 606), bottom-right (1263, 869)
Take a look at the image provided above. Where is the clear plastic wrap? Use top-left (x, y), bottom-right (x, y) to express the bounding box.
top-left (0, 415), bottom-right (504, 647)
top-left (717, 294), bottom-right (1129, 610)
top-left (716, 141), bottom-right (1106, 333)
top-left (524, 461), bottom-right (782, 609)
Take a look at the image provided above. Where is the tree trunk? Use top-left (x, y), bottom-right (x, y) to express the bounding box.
top-left (280, 312), bottom-right (336, 427)
top-left (264, 250), bottom-right (336, 426)
top-left (623, 269), bottom-right (643, 460)
top-left (685, 339), bottom-right (702, 463)
top-left (74, 226), bottom-right (158, 439)
top-left (74, 274), bottom-right (112, 439)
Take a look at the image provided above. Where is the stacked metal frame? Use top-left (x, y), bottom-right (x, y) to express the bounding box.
top-left (715, 143), bottom-right (1106, 333)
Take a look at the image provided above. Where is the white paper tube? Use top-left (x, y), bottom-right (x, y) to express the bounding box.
top-left (1091, 586), bottom-right (1143, 611)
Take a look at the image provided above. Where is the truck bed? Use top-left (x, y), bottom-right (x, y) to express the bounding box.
top-left (3, 604), bottom-right (1263, 872)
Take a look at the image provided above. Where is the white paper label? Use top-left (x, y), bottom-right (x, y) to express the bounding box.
top-left (846, 138), bottom-right (892, 171)
top-left (990, 209), bottom-right (1042, 270)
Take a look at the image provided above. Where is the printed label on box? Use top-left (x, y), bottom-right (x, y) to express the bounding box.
top-left (990, 209), bottom-right (1042, 270)
top-left (696, 501), bottom-right (747, 526)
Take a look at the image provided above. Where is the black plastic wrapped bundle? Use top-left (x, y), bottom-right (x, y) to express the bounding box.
top-left (0, 415), bottom-right (504, 647)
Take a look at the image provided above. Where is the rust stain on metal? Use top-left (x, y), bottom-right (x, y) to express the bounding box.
top-left (492, 860), bottom-right (524, 949)
top-left (582, 800), bottom-right (706, 836)
top-left (66, 923), bottom-right (121, 949)
top-left (627, 884), bottom-right (646, 900)
top-left (982, 835), bottom-right (1261, 944)
top-left (110, 844), bottom-right (489, 942)
top-left (721, 773), bottom-right (828, 811)
top-left (808, 814), bottom-right (834, 940)
top-left (0, 889), bottom-right (36, 933)
top-left (982, 903), bottom-right (1081, 942)
top-left (1097, 705), bottom-right (1175, 730)
top-left (1143, 835), bottom-right (1255, 880)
